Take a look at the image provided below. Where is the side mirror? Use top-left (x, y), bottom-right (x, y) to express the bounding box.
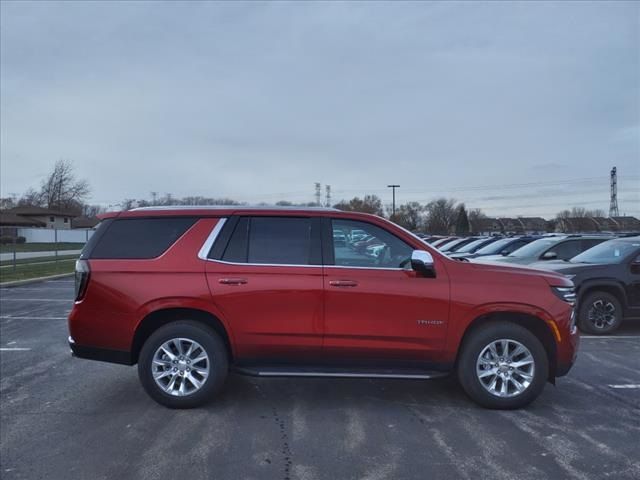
top-left (542, 251), bottom-right (557, 260)
top-left (411, 250), bottom-right (436, 277)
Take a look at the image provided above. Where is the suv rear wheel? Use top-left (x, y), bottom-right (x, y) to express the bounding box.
top-left (457, 322), bottom-right (548, 409)
top-left (578, 291), bottom-right (622, 335)
top-left (138, 321), bottom-right (228, 408)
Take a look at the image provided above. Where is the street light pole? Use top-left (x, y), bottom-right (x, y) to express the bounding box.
top-left (387, 184), bottom-right (400, 218)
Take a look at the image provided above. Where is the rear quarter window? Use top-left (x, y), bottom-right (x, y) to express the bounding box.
top-left (89, 217), bottom-right (197, 259)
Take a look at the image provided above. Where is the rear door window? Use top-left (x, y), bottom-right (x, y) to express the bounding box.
top-left (248, 217), bottom-right (312, 265)
top-left (90, 217), bottom-right (197, 259)
top-left (217, 216), bottom-right (317, 265)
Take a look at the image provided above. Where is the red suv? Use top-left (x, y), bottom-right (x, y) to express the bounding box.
top-left (68, 207), bottom-right (579, 409)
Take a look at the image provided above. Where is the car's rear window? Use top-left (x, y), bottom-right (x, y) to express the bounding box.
top-left (89, 217), bottom-right (197, 259)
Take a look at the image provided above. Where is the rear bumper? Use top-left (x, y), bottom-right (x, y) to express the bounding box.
top-left (68, 336), bottom-right (133, 365)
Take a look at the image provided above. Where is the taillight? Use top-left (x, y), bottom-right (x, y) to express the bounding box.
top-left (75, 259), bottom-right (90, 301)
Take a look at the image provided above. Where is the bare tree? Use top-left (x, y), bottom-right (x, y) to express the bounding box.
top-left (17, 188), bottom-right (43, 207)
top-left (424, 198), bottom-right (458, 235)
top-left (0, 195), bottom-right (17, 209)
top-left (40, 160), bottom-right (90, 212)
top-left (81, 204), bottom-right (107, 217)
top-left (333, 195), bottom-right (384, 216)
top-left (468, 208), bottom-right (487, 234)
top-left (556, 207), bottom-right (607, 219)
top-left (391, 202), bottom-right (425, 231)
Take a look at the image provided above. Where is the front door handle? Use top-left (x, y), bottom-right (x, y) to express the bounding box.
top-left (219, 278), bottom-right (248, 285)
top-left (329, 280), bottom-right (358, 287)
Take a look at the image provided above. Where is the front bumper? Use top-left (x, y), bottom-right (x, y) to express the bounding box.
top-left (555, 309), bottom-right (580, 377)
top-left (68, 336), bottom-right (133, 365)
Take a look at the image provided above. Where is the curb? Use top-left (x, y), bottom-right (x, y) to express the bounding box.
top-left (0, 273), bottom-right (74, 288)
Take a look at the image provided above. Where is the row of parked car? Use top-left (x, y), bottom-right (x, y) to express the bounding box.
top-left (414, 232), bottom-right (640, 335)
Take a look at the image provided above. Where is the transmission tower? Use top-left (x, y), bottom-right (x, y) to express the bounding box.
top-left (314, 183), bottom-right (321, 206)
top-left (609, 167), bottom-right (619, 217)
top-left (325, 185), bottom-right (331, 207)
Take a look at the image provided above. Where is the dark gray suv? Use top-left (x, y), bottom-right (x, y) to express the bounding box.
top-left (474, 235), bottom-right (611, 266)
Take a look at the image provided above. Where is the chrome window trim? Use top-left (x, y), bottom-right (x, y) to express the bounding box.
top-left (206, 258), bottom-right (322, 268)
top-left (204, 257), bottom-right (407, 271)
top-left (197, 218), bottom-right (227, 260)
top-left (197, 216), bottom-right (419, 271)
top-left (327, 264), bottom-right (407, 272)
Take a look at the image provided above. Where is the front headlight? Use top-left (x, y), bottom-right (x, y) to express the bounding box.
top-left (551, 286), bottom-right (576, 306)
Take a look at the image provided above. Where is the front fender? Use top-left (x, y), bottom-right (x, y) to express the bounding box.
top-left (445, 301), bottom-right (559, 360)
top-left (577, 279), bottom-right (627, 308)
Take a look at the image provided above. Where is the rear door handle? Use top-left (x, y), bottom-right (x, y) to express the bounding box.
top-left (329, 280), bottom-right (358, 287)
top-left (218, 278), bottom-right (248, 285)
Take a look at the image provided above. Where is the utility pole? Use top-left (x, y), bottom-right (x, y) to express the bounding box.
top-left (387, 184), bottom-right (400, 218)
top-left (325, 185), bottom-right (331, 207)
top-left (609, 167), bottom-right (619, 217)
top-left (315, 183), bottom-right (321, 206)
top-left (151, 191), bottom-right (158, 206)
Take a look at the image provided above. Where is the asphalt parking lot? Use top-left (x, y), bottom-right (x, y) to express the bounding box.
top-left (1, 279), bottom-right (639, 480)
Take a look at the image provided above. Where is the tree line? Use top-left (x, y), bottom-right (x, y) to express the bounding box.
top-left (0, 161), bottom-right (616, 233)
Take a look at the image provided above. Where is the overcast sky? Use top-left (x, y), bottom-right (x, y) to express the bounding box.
top-left (1, 1), bottom-right (639, 217)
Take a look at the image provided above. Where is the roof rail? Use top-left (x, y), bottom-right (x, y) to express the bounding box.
top-left (130, 205), bottom-right (339, 212)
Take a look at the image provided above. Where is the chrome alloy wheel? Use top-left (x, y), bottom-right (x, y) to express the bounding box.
top-left (476, 339), bottom-right (535, 398)
top-left (587, 299), bottom-right (616, 329)
top-left (152, 338), bottom-right (210, 396)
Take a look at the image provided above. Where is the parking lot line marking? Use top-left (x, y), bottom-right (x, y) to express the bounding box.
top-left (0, 316), bottom-right (68, 320)
top-left (608, 384), bottom-right (640, 389)
top-left (581, 336), bottom-right (639, 339)
top-left (0, 287), bottom-right (73, 291)
top-left (0, 347), bottom-right (31, 351)
top-left (0, 299), bottom-right (70, 302)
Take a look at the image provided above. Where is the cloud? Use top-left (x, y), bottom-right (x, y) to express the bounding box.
top-left (1, 1), bottom-right (638, 216)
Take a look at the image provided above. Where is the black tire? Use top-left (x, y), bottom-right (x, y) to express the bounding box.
top-left (457, 322), bottom-right (549, 409)
top-left (578, 291), bottom-right (623, 335)
top-left (138, 321), bottom-right (228, 409)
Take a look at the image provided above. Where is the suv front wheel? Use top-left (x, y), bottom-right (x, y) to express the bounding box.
top-left (457, 322), bottom-right (549, 409)
top-left (138, 321), bottom-right (228, 408)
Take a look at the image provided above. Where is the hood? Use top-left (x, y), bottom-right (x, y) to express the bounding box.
top-left (467, 260), bottom-right (572, 287)
top-left (528, 261), bottom-right (609, 276)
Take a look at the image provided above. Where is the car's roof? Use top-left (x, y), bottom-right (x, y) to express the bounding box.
top-left (608, 235), bottom-right (640, 242)
top-left (537, 235), bottom-right (613, 242)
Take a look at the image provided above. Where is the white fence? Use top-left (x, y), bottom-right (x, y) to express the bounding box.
top-left (16, 228), bottom-right (94, 243)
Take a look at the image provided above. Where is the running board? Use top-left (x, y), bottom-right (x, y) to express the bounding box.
top-left (233, 365), bottom-right (450, 380)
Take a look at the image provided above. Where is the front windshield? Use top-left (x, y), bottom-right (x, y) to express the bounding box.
top-left (455, 238), bottom-right (490, 253)
top-left (571, 239), bottom-right (640, 264)
top-left (508, 239), bottom-right (558, 258)
top-left (475, 238), bottom-right (513, 255)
